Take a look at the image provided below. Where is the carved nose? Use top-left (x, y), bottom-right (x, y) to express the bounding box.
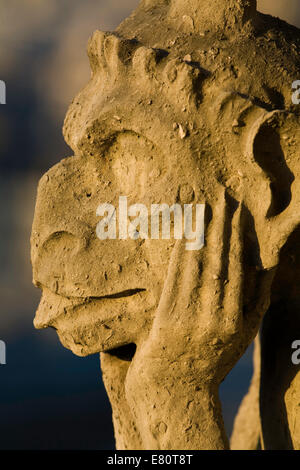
top-left (34, 288), bottom-right (62, 329)
top-left (33, 287), bottom-right (84, 330)
top-left (34, 290), bottom-right (57, 330)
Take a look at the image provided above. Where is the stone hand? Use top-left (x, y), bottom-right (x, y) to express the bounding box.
top-left (124, 191), bottom-right (276, 449)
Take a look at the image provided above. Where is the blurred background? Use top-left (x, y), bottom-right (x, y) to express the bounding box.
top-left (0, 0), bottom-right (299, 450)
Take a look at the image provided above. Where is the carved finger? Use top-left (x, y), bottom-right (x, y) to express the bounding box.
top-left (243, 268), bottom-right (276, 344)
top-left (223, 202), bottom-right (244, 336)
top-left (154, 235), bottom-right (204, 330)
top-left (154, 238), bottom-right (187, 325)
top-left (267, 203), bottom-right (300, 267)
top-left (200, 189), bottom-right (227, 322)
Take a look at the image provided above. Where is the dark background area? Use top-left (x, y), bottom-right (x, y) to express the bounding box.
top-left (0, 0), bottom-right (299, 450)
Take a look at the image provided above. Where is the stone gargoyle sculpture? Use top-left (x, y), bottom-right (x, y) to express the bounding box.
top-left (31, 0), bottom-right (300, 450)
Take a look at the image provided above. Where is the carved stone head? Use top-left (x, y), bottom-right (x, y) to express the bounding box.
top-left (31, 0), bottom-right (300, 449)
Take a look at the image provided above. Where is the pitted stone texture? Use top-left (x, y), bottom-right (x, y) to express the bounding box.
top-left (31, 0), bottom-right (300, 450)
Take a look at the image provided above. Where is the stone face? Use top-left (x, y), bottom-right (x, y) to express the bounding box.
top-left (31, 0), bottom-right (300, 449)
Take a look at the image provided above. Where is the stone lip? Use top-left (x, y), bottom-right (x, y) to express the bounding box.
top-left (33, 284), bottom-right (152, 357)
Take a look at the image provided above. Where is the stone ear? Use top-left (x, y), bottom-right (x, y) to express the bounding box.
top-left (246, 110), bottom-right (299, 218)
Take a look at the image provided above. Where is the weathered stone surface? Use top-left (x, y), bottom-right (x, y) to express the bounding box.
top-left (31, 0), bottom-right (300, 450)
top-left (231, 336), bottom-right (261, 450)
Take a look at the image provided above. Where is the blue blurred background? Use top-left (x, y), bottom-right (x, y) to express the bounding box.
top-left (0, 0), bottom-right (299, 450)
